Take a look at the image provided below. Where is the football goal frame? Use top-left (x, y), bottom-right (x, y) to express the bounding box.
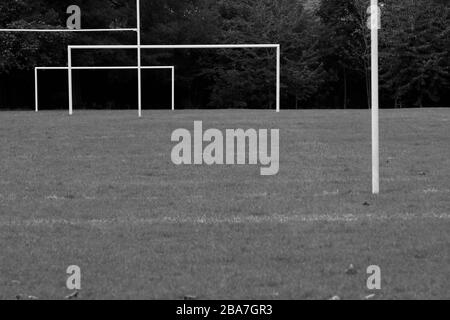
top-left (35, 66), bottom-right (175, 112)
top-left (67, 44), bottom-right (281, 117)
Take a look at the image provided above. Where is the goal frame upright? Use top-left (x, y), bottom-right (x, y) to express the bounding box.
top-left (370, 0), bottom-right (380, 195)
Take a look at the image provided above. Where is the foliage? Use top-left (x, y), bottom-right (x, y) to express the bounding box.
top-left (0, 0), bottom-right (448, 108)
top-left (380, 0), bottom-right (449, 107)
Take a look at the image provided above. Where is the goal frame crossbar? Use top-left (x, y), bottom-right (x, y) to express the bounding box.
top-left (0, 28), bottom-right (137, 32)
top-left (35, 66), bottom-right (175, 112)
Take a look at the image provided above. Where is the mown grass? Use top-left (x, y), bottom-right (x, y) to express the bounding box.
top-left (0, 109), bottom-right (449, 299)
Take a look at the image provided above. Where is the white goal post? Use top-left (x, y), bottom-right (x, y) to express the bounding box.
top-left (67, 44), bottom-right (282, 117)
top-left (35, 66), bottom-right (175, 112)
top-left (370, 0), bottom-right (380, 194)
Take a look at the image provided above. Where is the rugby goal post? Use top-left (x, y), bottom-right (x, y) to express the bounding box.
top-left (67, 44), bottom-right (282, 117)
top-left (0, 0), bottom-right (144, 112)
top-left (35, 66), bottom-right (175, 112)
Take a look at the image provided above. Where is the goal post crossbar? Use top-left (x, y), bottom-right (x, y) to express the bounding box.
top-left (36, 66), bottom-right (174, 70)
top-left (0, 28), bottom-right (138, 32)
top-left (67, 44), bottom-right (281, 116)
top-left (69, 44), bottom-right (280, 49)
top-left (35, 65), bottom-right (175, 112)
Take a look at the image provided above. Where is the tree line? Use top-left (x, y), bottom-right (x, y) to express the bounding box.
top-left (0, 0), bottom-right (448, 109)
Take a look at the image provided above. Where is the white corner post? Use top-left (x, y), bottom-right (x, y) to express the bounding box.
top-left (276, 44), bottom-right (281, 113)
top-left (68, 47), bottom-right (73, 115)
top-left (371, 0), bottom-right (380, 194)
top-left (34, 68), bottom-right (39, 112)
top-left (137, 0), bottom-right (142, 117)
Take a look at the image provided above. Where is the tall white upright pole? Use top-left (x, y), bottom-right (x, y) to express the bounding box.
top-left (68, 47), bottom-right (73, 115)
top-left (137, 0), bottom-right (142, 117)
top-left (371, 0), bottom-right (380, 194)
top-left (276, 45), bottom-right (281, 113)
top-left (34, 68), bottom-right (39, 112)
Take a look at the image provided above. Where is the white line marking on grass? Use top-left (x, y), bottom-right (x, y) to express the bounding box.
top-left (314, 190), bottom-right (340, 197)
top-left (46, 195), bottom-right (66, 201)
top-left (0, 213), bottom-right (449, 228)
top-left (382, 177), bottom-right (428, 182)
top-left (423, 188), bottom-right (450, 194)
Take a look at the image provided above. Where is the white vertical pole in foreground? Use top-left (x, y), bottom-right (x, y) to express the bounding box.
top-left (34, 68), bottom-right (39, 112)
top-left (137, 0), bottom-right (142, 117)
top-left (68, 47), bottom-right (73, 115)
top-left (276, 45), bottom-right (281, 113)
top-left (371, 0), bottom-right (380, 194)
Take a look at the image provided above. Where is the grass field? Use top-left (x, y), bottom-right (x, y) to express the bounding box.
top-left (0, 109), bottom-right (449, 300)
